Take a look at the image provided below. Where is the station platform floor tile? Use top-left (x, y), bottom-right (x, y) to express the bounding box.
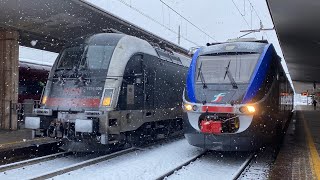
top-left (0, 129), bottom-right (58, 151)
top-left (270, 105), bottom-right (320, 180)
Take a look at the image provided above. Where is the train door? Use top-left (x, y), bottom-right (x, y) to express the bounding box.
top-left (120, 54), bottom-right (144, 110)
top-left (143, 55), bottom-right (156, 117)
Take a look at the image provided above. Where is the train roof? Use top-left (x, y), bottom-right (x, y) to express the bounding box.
top-left (199, 41), bottom-right (269, 56)
top-left (206, 38), bottom-right (268, 46)
top-left (154, 47), bottom-right (191, 67)
top-left (65, 33), bottom-right (191, 67)
top-left (66, 33), bottom-right (126, 47)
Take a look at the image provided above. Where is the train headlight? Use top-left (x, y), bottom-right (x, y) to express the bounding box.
top-left (102, 88), bottom-right (114, 107)
top-left (184, 104), bottom-right (198, 111)
top-left (184, 104), bottom-right (193, 111)
top-left (239, 105), bottom-right (256, 113)
top-left (247, 105), bottom-right (256, 113)
top-left (41, 96), bottom-right (47, 105)
top-left (102, 97), bottom-right (111, 106)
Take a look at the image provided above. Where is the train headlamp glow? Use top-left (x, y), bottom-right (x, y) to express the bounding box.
top-left (102, 88), bottom-right (114, 107)
top-left (102, 97), bottom-right (111, 106)
top-left (239, 105), bottom-right (256, 113)
top-left (247, 105), bottom-right (256, 113)
top-left (184, 104), bottom-right (198, 111)
top-left (41, 96), bottom-right (47, 105)
top-left (184, 104), bottom-right (193, 111)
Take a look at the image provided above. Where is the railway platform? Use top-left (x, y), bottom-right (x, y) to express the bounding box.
top-left (0, 129), bottom-right (59, 152)
top-left (270, 105), bottom-right (320, 179)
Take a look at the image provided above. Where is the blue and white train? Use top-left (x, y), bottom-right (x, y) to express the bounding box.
top-left (183, 39), bottom-right (293, 151)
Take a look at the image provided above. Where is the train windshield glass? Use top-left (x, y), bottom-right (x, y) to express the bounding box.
top-left (57, 46), bottom-right (84, 70)
top-left (195, 53), bottom-right (260, 84)
top-left (57, 45), bottom-right (115, 70)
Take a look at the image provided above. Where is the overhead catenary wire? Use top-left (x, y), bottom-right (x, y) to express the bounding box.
top-left (159, 0), bottom-right (217, 42)
top-left (233, 0), bottom-right (274, 39)
top-left (247, 0), bottom-right (262, 22)
top-left (231, 0), bottom-right (251, 29)
top-left (116, 0), bottom-right (199, 46)
top-left (231, 0), bottom-right (257, 38)
top-left (246, 0), bottom-right (271, 40)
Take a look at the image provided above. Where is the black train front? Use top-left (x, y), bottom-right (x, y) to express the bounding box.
top-left (25, 33), bottom-right (191, 151)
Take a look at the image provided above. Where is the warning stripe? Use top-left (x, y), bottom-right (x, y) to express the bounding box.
top-left (202, 106), bottom-right (233, 113)
top-left (46, 97), bottom-right (101, 108)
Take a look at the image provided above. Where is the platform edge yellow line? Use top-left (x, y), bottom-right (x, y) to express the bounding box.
top-left (302, 113), bottom-right (320, 180)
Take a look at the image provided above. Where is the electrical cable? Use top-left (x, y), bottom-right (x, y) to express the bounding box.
top-left (116, 0), bottom-right (199, 46)
top-left (159, 0), bottom-right (217, 42)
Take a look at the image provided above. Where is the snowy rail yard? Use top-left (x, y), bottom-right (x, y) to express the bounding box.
top-left (0, 138), bottom-right (260, 180)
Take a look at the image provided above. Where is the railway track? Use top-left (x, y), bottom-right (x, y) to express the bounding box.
top-left (0, 137), bottom-right (257, 180)
top-left (0, 152), bottom-right (69, 173)
top-left (30, 148), bottom-right (136, 180)
top-left (0, 141), bottom-right (62, 165)
top-left (0, 147), bottom-right (136, 180)
top-left (231, 154), bottom-right (254, 180)
top-left (0, 136), bottom-right (184, 179)
top-left (155, 151), bottom-right (207, 180)
top-left (159, 152), bottom-right (255, 180)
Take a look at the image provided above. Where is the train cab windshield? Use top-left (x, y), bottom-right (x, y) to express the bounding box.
top-left (56, 45), bottom-right (116, 70)
top-left (195, 53), bottom-right (260, 85)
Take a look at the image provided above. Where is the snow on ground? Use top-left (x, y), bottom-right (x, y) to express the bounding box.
top-left (54, 139), bottom-right (203, 180)
top-left (0, 154), bottom-right (100, 180)
top-left (167, 151), bottom-right (250, 180)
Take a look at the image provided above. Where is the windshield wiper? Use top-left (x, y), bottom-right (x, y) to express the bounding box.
top-left (55, 68), bottom-right (72, 72)
top-left (224, 60), bottom-right (238, 89)
top-left (79, 46), bottom-right (89, 70)
top-left (197, 62), bottom-right (207, 89)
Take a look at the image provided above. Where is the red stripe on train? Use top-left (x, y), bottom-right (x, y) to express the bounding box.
top-left (202, 106), bottom-right (233, 113)
top-left (46, 98), bottom-right (101, 107)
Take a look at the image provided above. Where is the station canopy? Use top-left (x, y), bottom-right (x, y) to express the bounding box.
top-left (267, 0), bottom-right (320, 93)
top-left (0, 0), bottom-right (187, 54)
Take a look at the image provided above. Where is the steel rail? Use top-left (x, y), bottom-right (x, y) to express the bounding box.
top-left (231, 154), bottom-right (254, 180)
top-left (0, 152), bottom-right (69, 172)
top-left (155, 151), bottom-right (207, 180)
top-left (30, 147), bottom-right (136, 180)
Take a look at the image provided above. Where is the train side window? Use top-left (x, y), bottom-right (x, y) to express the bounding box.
top-left (180, 57), bottom-right (191, 67)
top-left (155, 49), bottom-right (173, 63)
top-left (170, 55), bottom-right (182, 65)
